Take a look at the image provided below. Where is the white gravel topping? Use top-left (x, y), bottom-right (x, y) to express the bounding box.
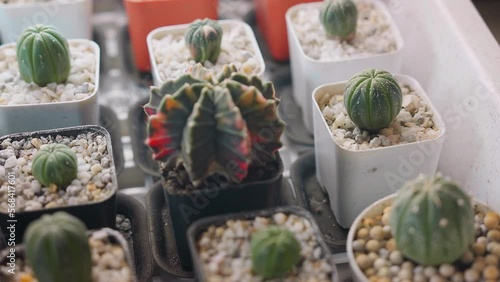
top-left (0, 41), bottom-right (96, 105)
top-left (0, 229), bottom-right (133, 282)
top-left (151, 22), bottom-right (262, 82)
top-left (0, 132), bottom-right (115, 212)
top-left (317, 83), bottom-right (442, 151)
top-left (1, 0), bottom-right (77, 4)
top-left (290, 1), bottom-right (399, 61)
top-left (196, 213), bottom-right (334, 281)
top-left (352, 204), bottom-right (500, 281)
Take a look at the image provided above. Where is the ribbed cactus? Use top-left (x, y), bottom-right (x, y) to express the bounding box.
top-left (185, 18), bottom-right (223, 64)
top-left (31, 144), bottom-right (78, 188)
top-left (16, 25), bottom-right (71, 87)
top-left (344, 69), bottom-right (402, 132)
top-left (144, 64), bottom-right (285, 186)
top-left (390, 175), bottom-right (475, 266)
top-left (319, 0), bottom-right (358, 41)
top-left (251, 226), bottom-right (301, 279)
top-left (24, 212), bottom-right (92, 282)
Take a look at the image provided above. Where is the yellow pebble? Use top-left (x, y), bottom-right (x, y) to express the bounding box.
top-left (19, 274), bottom-right (34, 282)
top-left (487, 229), bottom-right (500, 242)
top-left (370, 226), bottom-right (385, 240)
top-left (472, 242), bottom-right (486, 256)
top-left (485, 254), bottom-right (499, 266)
top-left (386, 238), bottom-right (397, 251)
top-left (366, 240), bottom-right (381, 253)
top-left (363, 218), bottom-right (376, 228)
top-left (49, 183), bottom-right (58, 193)
top-left (484, 212), bottom-right (500, 230)
top-left (357, 227), bottom-right (369, 239)
top-left (472, 257), bottom-right (486, 271)
top-left (483, 265), bottom-right (499, 280)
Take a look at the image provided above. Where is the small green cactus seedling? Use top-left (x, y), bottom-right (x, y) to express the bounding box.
top-left (251, 226), bottom-right (301, 279)
top-left (344, 69), bottom-right (403, 132)
top-left (185, 18), bottom-right (223, 64)
top-left (24, 212), bottom-right (92, 282)
top-left (144, 64), bottom-right (285, 187)
top-left (31, 144), bottom-right (78, 188)
top-left (319, 0), bottom-right (358, 41)
top-left (390, 174), bottom-right (475, 266)
top-left (16, 25), bottom-right (71, 87)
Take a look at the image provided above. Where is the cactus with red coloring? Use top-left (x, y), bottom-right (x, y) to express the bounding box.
top-left (144, 64), bottom-right (285, 186)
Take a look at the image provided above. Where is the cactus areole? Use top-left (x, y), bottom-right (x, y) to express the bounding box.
top-left (31, 144), bottom-right (78, 188)
top-left (319, 0), bottom-right (358, 41)
top-left (16, 25), bottom-right (71, 87)
top-left (185, 18), bottom-right (223, 64)
top-left (390, 175), bottom-right (475, 266)
top-left (24, 212), bottom-right (92, 282)
top-left (344, 69), bottom-right (403, 132)
top-left (251, 226), bottom-right (301, 279)
top-left (144, 64), bottom-right (285, 187)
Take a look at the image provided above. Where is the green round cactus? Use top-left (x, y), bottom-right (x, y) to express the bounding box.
top-left (251, 226), bottom-right (301, 279)
top-left (16, 25), bottom-right (71, 87)
top-left (390, 175), bottom-right (475, 266)
top-left (185, 18), bottom-right (223, 64)
top-left (32, 144), bottom-right (78, 188)
top-left (344, 69), bottom-right (403, 132)
top-left (319, 0), bottom-right (358, 41)
top-left (24, 212), bottom-right (92, 282)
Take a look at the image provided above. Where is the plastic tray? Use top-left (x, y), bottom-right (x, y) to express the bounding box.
top-left (117, 192), bottom-right (154, 282)
top-left (99, 105), bottom-right (124, 175)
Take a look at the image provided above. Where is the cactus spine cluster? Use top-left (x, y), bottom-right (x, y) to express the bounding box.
top-left (24, 212), bottom-right (92, 282)
top-left (390, 174), bottom-right (475, 266)
top-left (344, 69), bottom-right (403, 132)
top-left (250, 226), bottom-right (301, 279)
top-left (31, 144), bottom-right (78, 188)
top-left (185, 18), bottom-right (223, 64)
top-left (144, 64), bottom-right (285, 187)
top-left (319, 0), bottom-right (358, 41)
top-left (16, 25), bottom-right (71, 87)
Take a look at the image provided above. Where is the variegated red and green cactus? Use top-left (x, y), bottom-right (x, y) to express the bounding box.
top-left (144, 64), bottom-right (285, 187)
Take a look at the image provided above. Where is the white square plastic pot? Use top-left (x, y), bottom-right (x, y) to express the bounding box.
top-left (0, 39), bottom-right (100, 136)
top-left (312, 74), bottom-right (446, 228)
top-left (147, 19), bottom-right (266, 86)
top-left (286, 0), bottom-right (404, 134)
top-left (0, 0), bottom-right (93, 43)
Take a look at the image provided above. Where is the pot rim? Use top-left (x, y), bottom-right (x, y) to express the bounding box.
top-left (285, 0), bottom-right (405, 64)
top-left (0, 0), bottom-right (87, 8)
top-left (0, 227), bottom-right (137, 282)
top-left (146, 19), bottom-right (266, 85)
top-left (161, 152), bottom-right (284, 196)
top-left (187, 206), bottom-right (340, 282)
top-left (346, 193), bottom-right (495, 282)
top-left (312, 73), bottom-right (447, 153)
top-left (0, 125), bottom-right (119, 215)
top-left (0, 39), bottom-right (100, 108)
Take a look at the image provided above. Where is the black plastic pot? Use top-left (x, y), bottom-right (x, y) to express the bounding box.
top-left (163, 154), bottom-right (284, 270)
top-left (146, 172), bottom-right (295, 278)
top-left (0, 125), bottom-right (119, 243)
top-left (116, 192), bottom-right (154, 282)
top-left (187, 206), bottom-right (339, 281)
top-left (290, 151), bottom-right (349, 253)
top-left (99, 105), bottom-right (124, 175)
top-left (0, 227), bottom-right (137, 282)
top-left (128, 97), bottom-right (161, 177)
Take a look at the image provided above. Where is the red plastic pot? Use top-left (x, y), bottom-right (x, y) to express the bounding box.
top-left (123, 0), bottom-right (218, 72)
top-left (254, 0), bottom-right (321, 62)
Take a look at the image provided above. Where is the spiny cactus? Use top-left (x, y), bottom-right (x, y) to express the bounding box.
top-left (344, 69), bottom-right (402, 132)
top-left (16, 25), bottom-right (71, 87)
top-left (390, 174), bottom-right (475, 266)
top-left (251, 226), bottom-right (301, 279)
top-left (185, 18), bottom-right (223, 64)
top-left (319, 0), bottom-right (358, 41)
top-left (31, 144), bottom-right (78, 188)
top-left (144, 64), bottom-right (285, 186)
top-left (24, 212), bottom-right (92, 282)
